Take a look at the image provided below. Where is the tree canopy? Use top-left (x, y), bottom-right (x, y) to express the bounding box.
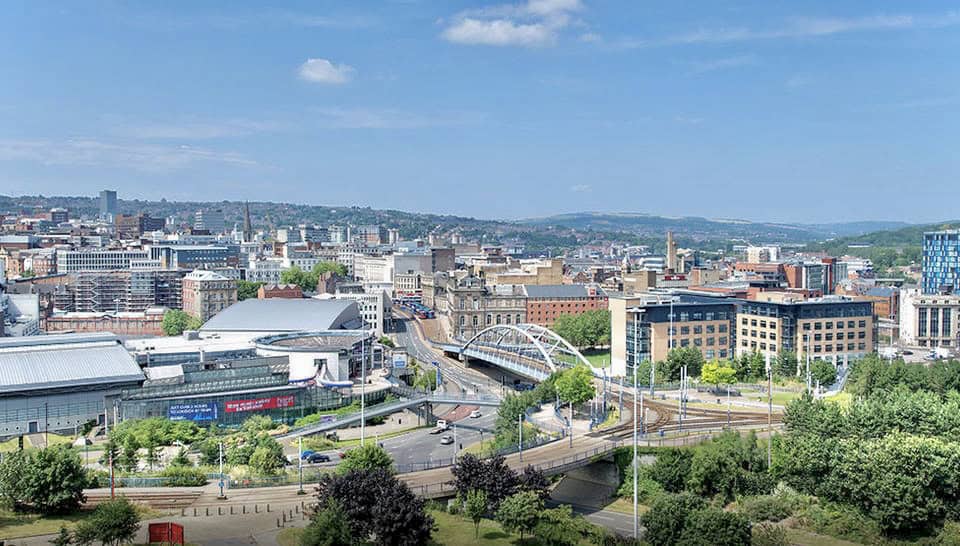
top-left (555, 365), bottom-right (595, 406)
top-left (552, 309), bottom-right (610, 348)
top-left (161, 309), bottom-right (202, 336)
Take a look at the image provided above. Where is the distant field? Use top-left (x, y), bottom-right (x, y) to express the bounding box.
top-left (582, 349), bottom-right (611, 368)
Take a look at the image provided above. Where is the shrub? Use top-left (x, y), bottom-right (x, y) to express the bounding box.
top-left (640, 493), bottom-right (707, 546)
top-left (738, 494), bottom-right (798, 523)
top-left (794, 501), bottom-right (884, 545)
top-left (678, 508), bottom-right (751, 546)
top-left (752, 522), bottom-right (790, 546)
top-left (160, 466), bottom-right (208, 486)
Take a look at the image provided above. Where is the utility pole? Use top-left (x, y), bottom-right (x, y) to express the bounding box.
top-left (297, 437), bottom-right (304, 495)
top-left (766, 352), bottom-right (772, 469)
top-left (518, 413), bottom-right (523, 462)
top-left (568, 401), bottom-right (574, 448)
top-left (453, 424), bottom-right (458, 461)
top-left (361, 334), bottom-right (366, 445)
top-left (633, 349), bottom-right (639, 540)
top-left (218, 442), bottom-right (226, 499)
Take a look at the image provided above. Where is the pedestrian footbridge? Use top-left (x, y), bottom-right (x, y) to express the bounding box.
top-left (437, 324), bottom-right (602, 382)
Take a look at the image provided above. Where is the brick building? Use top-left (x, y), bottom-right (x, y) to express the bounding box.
top-left (523, 284), bottom-right (607, 328)
top-left (257, 284), bottom-right (303, 299)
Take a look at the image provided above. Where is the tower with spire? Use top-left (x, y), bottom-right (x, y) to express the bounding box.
top-left (242, 201), bottom-right (253, 242)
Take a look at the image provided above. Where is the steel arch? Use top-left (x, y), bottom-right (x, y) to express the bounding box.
top-left (461, 323), bottom-right (599, 376)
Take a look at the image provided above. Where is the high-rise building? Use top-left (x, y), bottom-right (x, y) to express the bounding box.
top-left (99, 190), bottom-right (118, 221)
top-left (194, 209), bottom-right (226, 234)
top-left (922, 230), bottom-right (960, 295)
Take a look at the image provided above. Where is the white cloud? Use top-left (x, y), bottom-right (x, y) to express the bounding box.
top-left (569, 184), bottom-right (592, 192)
top-left (311, 108), bottom-right (484, 129)
top-left (298, 58), bottom-right (355, 84)
top-left (600, 11), bottom-right (960, 49)
top-left (688, 54), bottom-right (757, 74)
top-left (0, 138), bottom-right (257, 171)
top-left (441, 0), bottom-right (582, 47)
top-left (118, 119), bottom-right (285, 140)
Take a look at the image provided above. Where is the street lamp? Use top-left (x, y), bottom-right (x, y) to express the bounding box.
top-left (628, 307), bottom-right (645, 540)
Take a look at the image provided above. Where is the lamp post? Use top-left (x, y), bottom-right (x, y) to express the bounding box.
top-left (765, 352), bottom-right (772, 468)
top-left (298, 437), bottom-right (304, 495)
top-left (518, 413), bottom-right (523, 462)
top-left (630, 307), bottom-right (645, 540)
top-left (360, 333), bottom-right (366, 446)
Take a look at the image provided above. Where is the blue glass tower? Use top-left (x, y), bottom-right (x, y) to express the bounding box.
top-left (922, 230), bottom-right (960, 295)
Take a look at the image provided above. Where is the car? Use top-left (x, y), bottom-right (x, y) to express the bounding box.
top-left (306, 453), bottom-right (330, 464)
top-left (300, 450), bottom-right (316, 460)
top-left (469, 410), bottom-right (482, 419)
top-left (440, 435), bottom-right (454, 445)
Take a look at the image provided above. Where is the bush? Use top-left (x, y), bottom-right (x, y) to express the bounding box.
top-left (640, 493), bottom-right (707, 546)
top-left (678, 508), bottom-right (751, 546)
top-left (737, 494), bottom-right (798, 523)
top-left (0, 447), bottom-right (87, 515)
top-left (937, 521), bottom-right (960, 546)
top-left (160, 466), bottom-right (208, 486)
top-left (794, 501), bottom-right (884, 544)
top-left (752, 522), bottom-right (790, 546)
top-left (73, 496), bottom-right (141, 546)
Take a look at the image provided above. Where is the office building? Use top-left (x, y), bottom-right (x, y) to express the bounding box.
top-left (610, 293), bottom-right (737, 377)
top-left (57, 250), bottom-right (150, 273)
top-left (523, 284), bottom-right (607, 328)
top-left (194, 209), bottom-right (226, 234)
top-left (922, 230), bottom-right (960, 295)
top-left (182, 270), bottom-right (238, 322)
top-left (899, 288), bottom-right (960, 348)
top-left (99, 190), bottom-right (118, 221)
top-left (736, 296), bottom-right (874, 364)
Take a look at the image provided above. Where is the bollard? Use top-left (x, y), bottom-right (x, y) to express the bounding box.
top-left (243, 505), bottom-right (246, 514)
top-left (193, 508), bottom-right (197, 517)
top-left (255, 504), bottom-right (259, 514)
top-left (277, 518), bottom-right (281, 528)
top-left (295, 505), bottom-right (299, 514)
top-left (267, 503), bottom-right (271, 513)
top-left (230, 506), bottom-right (234, 515)
top-left (181, 508), bottom-right (185, 517)
top-left (206, 507), bottom-right (210, 516)
top-left (218, 506), bottom-right (222, 516)
top-left (282, 512), bottom-right (287, 523)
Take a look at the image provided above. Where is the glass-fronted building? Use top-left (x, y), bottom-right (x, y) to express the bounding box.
top-left (923, 230), bottom-right (960, 295)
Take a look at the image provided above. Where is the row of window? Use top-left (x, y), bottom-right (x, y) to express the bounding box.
top-left (803, 332), bottom-right (867, 341)
top-left (458, 314), bottom-right (524, 327)
top-left (675, 336), bottom-right (729, 348)
top-left (803, 320), bottom-right (867, 330)
top-left (674, 324), bottom-right (728, 335)
top-left (672, 311), bottom-right (730, 322)
top-left (743, 329), bottom-right (777, 340)
top-left (743, 340), bottom-right (867, 352)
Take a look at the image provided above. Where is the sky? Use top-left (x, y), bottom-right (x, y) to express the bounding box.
top-left (1, 1), bottom-right (958, 223)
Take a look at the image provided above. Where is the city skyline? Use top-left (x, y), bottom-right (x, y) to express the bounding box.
top-left (2, 1), bottom-right (959, 222)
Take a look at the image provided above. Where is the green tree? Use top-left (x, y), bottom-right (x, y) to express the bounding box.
top-left (161, 309), bottom-right (202, 336)
top-left (678, 508), bottom-right (751, 546)
top-left (118, 436), bottom-right (140, 472)
top-left (775, 350), bottom-right (798, 378)
top-left (316, 469), bottom-right (433, 546)
top-left (533, 505), bottom-right (584, 546)
top-left (496, 490), bottom-right (542, 541)
top-left (647, 448), bottom-right (693, 493)
top-left (378, 336), bottom-right (395, 348)
top-left (237, 280), bottom-right (264, 301)
top-left (170, 447), bottom-right (191, 467)
top-left (312, 261), bottom-right (347, 277)
top-left (700, 360), bottom-right (737, 391)
top-left (555, 365), bottom-right (595, 406)
top-left (464, 489), bottom-right (489, 539)
top-left (810, 360), bottom-right (838, 388)
top-left (248, 438), bottom-right (287, 476)
top-left (640, 493), bottom-right (707, 546)
top-left (337, 443), bottom-right (393, 475)
top-left (50, 526), bottom-right (73, 546)
top-left (451, 454), bottom-right (519, 511)
top-left (2, 447), bottom-right (88, 515)
top-left (241, 414), bottom-right (275, 434)
top-left (280, 265), bottom-right (317, 293)
top-left (299, 499), bottom-right (353, 546)
top-left (662, 347), bottom-right (705, 381)
top-left (73, 497), bottom-right (140, 546)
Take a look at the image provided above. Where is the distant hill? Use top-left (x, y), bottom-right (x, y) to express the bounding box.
top-left (805, 221), bottom-right (960, 254)
top-left (518, 212), bottom-right (911, 243)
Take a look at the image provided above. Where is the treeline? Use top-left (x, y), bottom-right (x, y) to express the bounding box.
top-left (552, 310), bottom-right (610, 349)
top-left (774, 358), bottom-right (960, 536)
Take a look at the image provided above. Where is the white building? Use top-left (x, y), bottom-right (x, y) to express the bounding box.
top-left (246, 256), bottom-right (285, 285)
top-left (57, 250), bottom-right (150, 273)
top-left (316, 289), bottom-right (392, 337)
top-left (0, 293), bottom-right (41, 336)
top-left (899, 288), bottom-right (960, 349)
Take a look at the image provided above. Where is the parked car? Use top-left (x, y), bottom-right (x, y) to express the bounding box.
top-left (469, 410), bottom-right (482, 419)
top-left (440, 435), bottom-right (454, 445)
top-left (300, 450), bottom-right (316, 460)
top-left (306, 453), bottom-right (330, 463)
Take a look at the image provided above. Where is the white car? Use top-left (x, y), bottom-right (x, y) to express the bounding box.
top-left (469, 410), bottom-right (482, 419)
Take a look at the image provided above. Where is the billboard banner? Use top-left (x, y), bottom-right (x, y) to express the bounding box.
top-left (392, 353), bottom-right (408, 369)
top-left (168, 402), bottom-right (218, 422)
top-left (224, 395), bottom-right (296, 413)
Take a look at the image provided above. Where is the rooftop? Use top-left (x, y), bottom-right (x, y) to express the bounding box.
top-left (523, 284), bottom-right (606, 299)
top-left (200, 298), bottom-right (363, 333)
top-left (0, 333), bottom-right (145, 394)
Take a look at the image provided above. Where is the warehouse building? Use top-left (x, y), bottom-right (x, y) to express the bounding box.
top-left (0, 333), bottom-right (145, 438)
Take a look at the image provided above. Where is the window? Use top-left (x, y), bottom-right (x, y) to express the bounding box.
top-left (693, 312), bottom-right (703, 321)
top-left (681, 339), bottom-right (690, 347)
top-left (681, 326), bottom-right (690, 335)
top-left (741, 329), bottom-right (748, 337)
top-left (803, 323), bottom-right (811, 331)
top-left (760, 342), bottom-right (767, 350)
top-left (836, 321), bottom-right (844, 329)
top-left (719, 324), bottom-right (727, 333)
top-left (505, 315), bottom-right (511, 325)
top-left (693, 325), bottom-right (703, 334)
top-left (814, 345), bottom-right (822, 352)
top-left (706, 312), bottom-right (715, 321)
top-left (516, 314), bottom-right (522, 324)
top-left (825, 321), bottom-right (833, 330)
top-left (825, 333), bottom-right (833, 341)
top-left (814, 334), bottom-right (822, 341)
top-left (742, 317), bottom-right (748, 325)
top-left (680, 312), bottom-right (689, 321)
top-left (760, 331), bottom-right (767, 339)
top-left (858, 342), bottom-right (866, 350)
top-left (836, 343), bottom-right (843, 351)
top-left (814, 322), bottom-right (823, 330)
top-left (707, 337), bottom-right (715, 346)
top-left (694, 338), bottom-right (703, 346)
top-left (486, 314), bottom-right (492, 325)
top-left (472, 316), bottom-right (479, 326)
top-left (706, 325), bottom-right (716, 334)
top-left (760, 320), bottom-right (767, 328)
top-left (751, 319), bottom-right (758, 326)
top-left (719, 336), bottom-right (728, 345)
top-left (719, 350), bottom-right (728, 358)
top-left (705, 350), bottom-right (715, 359)
top-left (459, 316), bottom-right (465, 326)
top-left (751, 330), bottom-right (757, 337)
top-left (859, 320), bottom-right (867, 328)
top-left (496, 314), bottom-right (502, 324)
top-left (848, 320), bottom-right (855, 328)
top-left (848, 343), bottom-right (855, 350)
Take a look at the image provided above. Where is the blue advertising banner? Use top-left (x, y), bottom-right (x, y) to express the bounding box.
top-left (168, 402), bottom-right (218, 422)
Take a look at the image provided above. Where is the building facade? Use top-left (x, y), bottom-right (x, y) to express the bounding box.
top-left (899, 288), bottom-right (960, 348)
top-left (523, 284), bottom-right (607, 328)
top-left (736, 296), bottom-right (874, 364)
top-left (922, 230), bottom-right (960, 295)
top-left (182, 270), bottom-right (238, 322)
top-left (610, 293), bottom-right (737, 377)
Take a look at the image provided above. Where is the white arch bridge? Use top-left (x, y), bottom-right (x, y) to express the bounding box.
top-left (437, 324), bottom-right (603, 382)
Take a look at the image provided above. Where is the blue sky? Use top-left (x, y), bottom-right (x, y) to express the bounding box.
top-left (1, 1), bottom-right (958, 223)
